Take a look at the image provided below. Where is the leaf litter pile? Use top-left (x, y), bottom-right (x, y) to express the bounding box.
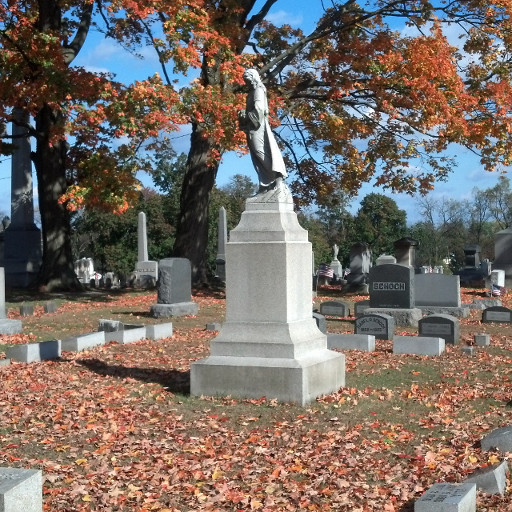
top-left (1, 289), bottom-right (512, 510)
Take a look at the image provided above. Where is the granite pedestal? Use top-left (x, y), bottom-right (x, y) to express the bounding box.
top-left (191, 185), bottom-right (345, 405)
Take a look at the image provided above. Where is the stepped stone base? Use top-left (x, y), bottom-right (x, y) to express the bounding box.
top-left (417, 305), bottom-right (469, 318)
top-left (150, 302), bottom-right (198, 318)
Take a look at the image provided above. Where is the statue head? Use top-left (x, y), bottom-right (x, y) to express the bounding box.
top-left (243, 69), bottom-right (262, 88)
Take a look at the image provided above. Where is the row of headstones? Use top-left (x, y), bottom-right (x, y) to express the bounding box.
top-left (2, 320), bottom-right (173, 364)
top-left (2, 424), bottom-right (510, 510)
top-left (17, 301), bottom-right (58, 317)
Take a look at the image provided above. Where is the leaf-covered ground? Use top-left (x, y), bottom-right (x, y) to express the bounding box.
top-left (1, 288), bottom-right (512, 511)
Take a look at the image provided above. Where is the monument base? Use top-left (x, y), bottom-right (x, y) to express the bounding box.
top-left (417, 306), bottom-right (470, 318)
top-left (364, 307), bottom-right (422, 327)
top-left (0, 319), bottom-right (22, 335)
top-left (3, 226), bottom-right (41, 288)
top-left (191, 349), bottom-right (345, 406)
top-left (150, 302), bottom-right (198, 318)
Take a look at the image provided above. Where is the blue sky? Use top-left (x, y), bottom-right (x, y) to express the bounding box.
top-left (0, 2), bottom-right (506, 224)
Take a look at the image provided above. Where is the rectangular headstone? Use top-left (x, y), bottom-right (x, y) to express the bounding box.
top-left (19, 305), bottom-right (34, 317)
top-left (354, 300), bottom-right (370, 317)
top-left (369, 264), bottom-right (414, 309)
top-left (6, 340), bottom-right (61, 363)
top-left (414, 482), bottom-right (476, 512)
top-left (474, 333), bottom-right (490, 346)
top-left (43, 301), bottom-right (57, 314)
top-left (419, 314), bottom-right (459, 344)
top-left (0, 467), bottom-right (42, 512)
top-left (355, 313), bottom-right (394, 340)
top-left (393, 336), bottom-right (445, 356)
top-left (61, 332), bottom-right (106, 352)
top-left (482, 306), bottom-right (512, 323)
top-left (319, 300), bottom-right (350, 317)
top-left (156, 258), bottom-right (192, 305)
top-left (415, 274), bottom-right (461, 307)
top-left (327, 334), bottom-right (375, 351)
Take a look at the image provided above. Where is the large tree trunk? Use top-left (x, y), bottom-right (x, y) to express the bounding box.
top-left (33, 104), bottom-right (81, 291)
top-left (173, 124), bottom-right (220, 285)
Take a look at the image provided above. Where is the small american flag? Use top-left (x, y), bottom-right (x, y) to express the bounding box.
top-left (491, 284), bottom-right (502, 296)
top-left (317, 264), bottom-right (334, 278)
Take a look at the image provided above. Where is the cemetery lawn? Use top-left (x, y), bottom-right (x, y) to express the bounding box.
top-left (0, 287), bottom-right (511, 511)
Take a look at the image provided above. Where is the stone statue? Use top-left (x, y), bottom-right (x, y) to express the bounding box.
top-left (238, 69), bottom-right (287, 194)
top-left (333, 244), bottom-right (339, 260)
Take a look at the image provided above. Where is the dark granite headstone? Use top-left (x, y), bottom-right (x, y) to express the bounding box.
top-left (419, 314), bottom-right (459, 344)
top-left (319, 300), bottom-right (350, 317)
top-left (369, 263), bottom-right (414, 309)
top-left (482, 306), bottom-right (512, 323)
top-left (355, 313), bottom-right (394, 340)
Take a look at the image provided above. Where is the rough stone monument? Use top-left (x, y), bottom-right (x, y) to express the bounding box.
top-left (132, 212), bottom-right (158, 288)
top-left (191, 69), bottom-right (345, 405)
top-left (3, 108), bottom-right (42, 288)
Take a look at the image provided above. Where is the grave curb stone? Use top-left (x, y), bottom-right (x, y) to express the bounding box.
top-left (393, 336), bottom-right (445, 356)
top-left (61, 331), bottom-right (106, 352)
top-left (474, 333), bottom-right (490, 347)
top-left (0, 319), bottom-right (22, 335)
top-left (0, 467), bottom-right (42, 512)
top-left (327, 334), bottom-right (375, 352)
top-left (146, 323), bottom-right (173, 339)
top-left (105, 326), bottom-right (147, 344)
top-left (414, 482), bottom-right (476, 512)
top-left (98, 319), bottom-right (123, 332)
top-left (481, 425), bottom-right (512, 453)
top-left (6, 340), bottom-right (61, 363)
top-left (464, 460), bottom-right (509, 495)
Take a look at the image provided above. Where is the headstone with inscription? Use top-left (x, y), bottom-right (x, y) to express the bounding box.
top-left (0, 467), bottom-right (42, 512)
top-left (482, 306), bottom-right (512, 323)
top-left (418, 314), bottom-right (459, 344)
top-left (415, 482), bottom-right (476, 512)
top-left (319, 300), bottom-right (350, 318)
top-left (355, 313), bottom-right (394, 340)
top-left (369, 264), bottom-right (414, 309)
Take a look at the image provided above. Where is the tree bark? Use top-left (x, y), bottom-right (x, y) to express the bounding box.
top-left (33, 105), bottom-right (81, 291)
top-left (173, 123), bottom-right (220, 285)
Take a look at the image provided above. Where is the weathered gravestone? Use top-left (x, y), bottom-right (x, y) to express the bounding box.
top-left (493, 227), bottom-right (512, 281)
top-left (414, 482), bottom-right (476, 512)
top-left (319, 300), bottom-right (350, 318)
top-left (0, 467), bottom-right (42, 512)
top-left (355, 313), bottom-right (394, 340)
top-left (481, 425), bottom-right (512, 453)
top-left (0, 268), bottom-right (22, 335)
top-left (418, 314), bottom-right (459, 344)
top-left (464, 460), bottom-right (509, 496)
top-left (190, 182), bottom-right (345, 405)
top-left (474, 333), bottom-right (490, 346)
top-left (312, 311), bottom-right (327, 334)
top-left (482, 306), bottom-right (512, 323)
top-left (150, 258), bottom-right (198, 317)
top-left (43, 301), bottom-right (57, 314)
top-left (344, 242), bottom-right (371, 292)
top-left (354, 299), bottom-right (370, 317)
top-left (414, 274), bottom-right (468, 317)
top-left (369, 264), bottom-right (414, 309)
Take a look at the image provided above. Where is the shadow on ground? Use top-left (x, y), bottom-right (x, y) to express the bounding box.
top-left (76, 357), bottom-right (190, 394)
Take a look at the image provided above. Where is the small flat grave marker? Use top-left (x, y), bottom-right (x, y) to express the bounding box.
top-left (414, 482), bottom-right (476, 512)
top-left (418, 314), bottom-right (459, 344)
top-left (319, 301), bottom-right (350, 317)
top-left (482, 306), bottom-right (512, 323)
top-left (355, 313), bottom-right (394, 340)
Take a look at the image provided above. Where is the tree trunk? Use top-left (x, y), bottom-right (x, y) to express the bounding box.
top-left (173, 124), bottom-right (220, 285)
top-left (33, 104), bottom-right (81, 291)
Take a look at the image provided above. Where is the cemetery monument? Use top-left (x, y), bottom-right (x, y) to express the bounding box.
top-left (191, 69), bottom-right (345, 404)
top-left (132, 212), bottom-right (158, 288)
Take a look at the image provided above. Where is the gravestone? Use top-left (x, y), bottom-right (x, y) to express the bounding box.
top-left (393, 336), bottom-right (445, 356)
top-left (464, 460), bottom-right (509, 495)
top-left (312, 311), bottom-right (327, 334)
top-left (474, 333), bottom-right (490, 346)
top-left (481, 425), bottom-right (512, 453)
top-left (215, 206), bottom-right (227, 281)
top-left (394, 237), bottom-right (418, 267)
top-left (19, 304), bottom-right (34, 317)
top-left (415, 274), bottom-right (461, 307)
top-left (327, 334), bottom-right (375, 352)
top-left (3, 108), bottom-right (42, 288)
top-left (482, 306), bottom-right (512, 323)
top-left (355, 313), bottom-right (394, 340)
top-left (0, 467), bottom-right (42, 512)
top-left (493, 227), bottom-right (512, 281)
top-left (0, 268), bottom-right (22, 335)
top-left (464, 244), bottom-right (481, 268)
top-left (354, 299), bottom-right (370, 316)
top-left (329, 244), bottom-right (343, 279)
top-left (415, 482), bottom-right (476, 512)
top-left (133, 212), bottom-right (158, 288)
top-left (369, 264), bottom-right (414, 308)
top-left (191, 184), bottom-right (345, 405)
top-left (43, 301), bottom-right (57, 314)
top-left (375, 254), bottom-right (396, 265)
top-left (419, 314), bottom-right (459, 344)
top-left (150, 258), bottom-right (198, 317)
top-left (344, 242), bottom-right (371, 292)
top-left (319, 300), bottom-right (350, 318)
top-left (457, 244), bottom-right (485, 285)
top-left (74, 257), bottom-right (95, 285)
